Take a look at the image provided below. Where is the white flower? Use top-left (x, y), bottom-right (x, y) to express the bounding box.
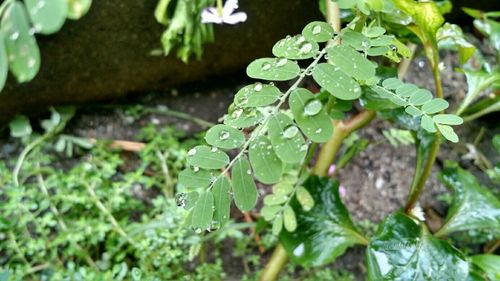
top-left (409, 204), bottom-right (426, 222)
top-left (201, 0), bottom-right (247, 25)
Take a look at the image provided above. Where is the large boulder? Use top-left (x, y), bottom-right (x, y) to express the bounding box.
top-left (0, 0), bottom-right (321, 123)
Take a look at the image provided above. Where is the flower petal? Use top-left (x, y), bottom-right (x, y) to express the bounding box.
top-left (223, 0), bottom-right (238, 17)
top-left (223, 12), bottom-right (247, 24)
top-left (201, 8), bottom-right (223, 24)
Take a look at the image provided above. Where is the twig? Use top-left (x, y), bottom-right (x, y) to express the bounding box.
top-left (242, 212), bottom-right (265, 254)
top-left (156, 150), bottom-right (174, 197)
top-left (89, 138), bottom-right (146, 152)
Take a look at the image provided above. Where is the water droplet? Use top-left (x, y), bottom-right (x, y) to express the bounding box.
top-left (296, 35), bottom-right (305, 44)
top-left (299, 43), bottom-right (313, 54)
top-left (246, 169), bottom-right (252, 175)
top-left (304, 100), bottom-right (322, 116)
top-left (232, 108), bottom-right (243, 118)
top-left (193, 166), bottom-right (200, 172)
top-left (312, 25), bottom-right (322, 35)
top-left (10, 32), bottom-right (19, 41)
top-left (27, 57), bottom-right (36, 68)
top-left (187, 148), bottom-right (197, 156)
top-left (276, 58), bottom-right (287, 67)
top-left (254, 82), bottom-right (263, 92)
top-left (315, 128), bottom-right (322, 134)
top-left (300, 144), bottom-right (308, 151)
top-left (293, 243), bottom-right (305, 256)
top-left (283, 125), bottom-right (299, 139)
top-left (262, 62), bottom-right (272, 71)
top-left (211, 147), bottom-right (218, 152)
top-left (219, 130), bottom-right (230, 140)
top-left (175, 193), bottom-right (186, 207)
top-left (195, 228), bottom-right (202, 234)
top-left (390, 45), bottom-right (397, 52)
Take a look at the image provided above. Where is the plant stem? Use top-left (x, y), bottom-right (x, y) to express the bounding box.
top-left (313, 110), bottom-right (376, 176)
top-left (405, 62), bottom-right (443, 213)
top-left (258, 245), bottom-right (289, 281)
top-left (216, 0), bottom-right (223, 17)
top-left (156, 150), bottom-right (174, 198)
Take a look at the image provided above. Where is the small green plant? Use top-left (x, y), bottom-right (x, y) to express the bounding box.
top-left (0, 0), bottom-right (92, 92)
top-left (177, 0), bottom-right (499, 280)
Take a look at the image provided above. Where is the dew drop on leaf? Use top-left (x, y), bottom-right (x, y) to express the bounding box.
top-left (283, 125), bottom-right (299, 139)
top-left (261, 62), bottom-right (272, 71)
top-left (254, 82), bottom-right (263, 91)
top-left (276, 58), bottom-right (288, 67)
top-left (312, 25), bottom-right (322, 35)
top-left (304, 100), bottom-right (322, 116)
top-left (188, 148), bottom-right (197, 156)
top-left (219, 131), bottom-right (230, 140)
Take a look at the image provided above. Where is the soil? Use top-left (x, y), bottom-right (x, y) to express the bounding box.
top-left (1, 48), bottom-right (499, 280)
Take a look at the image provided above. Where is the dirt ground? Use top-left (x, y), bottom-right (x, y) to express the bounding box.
top-left (1, 47), bottom-right (498, 279)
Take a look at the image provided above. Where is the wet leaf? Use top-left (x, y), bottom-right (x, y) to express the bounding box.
top-left (436, 162), bottom-right (500, 237)
top-left (186, 145), bottom-right (229, 170)
top-left (231, 157), bottom-right (258, 211)
top-left (470, 255), bottom-right (500, 281)
top-left (272, 215), bottom-right (283, 235)
top-left (393, 0), bottom-right (444, 40)
top-left (264, 194), bottom-right (288, 206)
top-left (211, 176), bottom-right (231, 227)
top-left (296, 186), bottom-right (314, 211)
top-left (224, 107), bottom-right (263, 129)
top-left (267, 113), bottom-right (307, 164)
top-left (437, 23), bottom-right (476, 64)
top-left (66, 0), bottom-right (92, 20)
top-left (289, 88), bottom-right (333, 143)
top-left (191, 192), bottom-right (214, 229)
top-left (204, 124), bottom-right (245, 149)
top-left (328, 45), bottom-right (376, 81)
top-left (1, 2), bottom-right (41, 83)
top-left (340, 29), bottom-right (370, 50)
top-left (312, 63), bottom-right (361, 100)
top-left (280, 176), bottom-right (366, 266)
top-left (234, 83), bottom-right (281, 108)
top-left (0, 33), bottom-right (8, 91)
top-left (24, 0), bottom-right (68, 34)
top-left (366, 212), bottom-right (469, 281)
top-left (178, 167), bottom-right (212, 189)
top-left (261, 205), bottom-right (282, 221)
top-left (283, 206), bottom-right (297, 232)
top-left (302, 21), bottom-right (334, 43)
top-left (249, 136), bottom-right (283, 184)
top-left (272, 35), bottom-right (319, 60)
top-left (246, 57), bottom-right (300, 81)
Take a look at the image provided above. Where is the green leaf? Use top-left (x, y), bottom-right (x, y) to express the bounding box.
top-left (272, 35), bottom-right (319, 60)
top-left (204, 124), bottom-right (245, 149)
top-left (328, 45), bottom-right (376, 81)
top-left (456, 69), bottom-right (500, 115)
top-left (289, 88), bottom-right (333, 143)
top-left (312, 63), bottom-right (361, 100)
top-left (178, 167), bottom-right (213, 189)
top-left (186, 145), bottom-right (229, 170)
top-left (66, 0), bottom-right (92, 20)
top-left (302, 21), bottom-right (334, 43)
top-left (296, 186), bottom-right (314, 211)
top-left (471, 255), bottom-right (500, 281)
top-left (420, 115), bottom-right (436, 133)
top-left (280, 176), bottom-right (366, 266)
top-left (246, 58), bottom-right (301, 81)
top-left (0, 33), bottom-right (8, 91)
top-left (231, 157), bottom-right (258, 211)
top-left (9, 115), bottom-right (32, 138)
top-left (382, 77), bottom-right (403, 90)
top-left (191, 192), bottom-right (214, 230)
top-left (436, 124), bottom-right (459, 143)
top-left (211, 176), bottom-right (231, 227)
top-left (24, 0), bottom-right (68, 34)
top-left (393, 0), bottom-right (444, 39)
top-left (340, 29), bottom-right (370, 50)
top-left (224, 107), bottom-right (263, 129)
top-left (366, 212), bottom-right (469, 281)
top-left (365, 26), bottom-right (386, 38)
top-left (437, 23), bottom-right (476, 65)
top-left (493, 134), bottom-right (500, 153)
top-left (249, 136), bottom-right (283, 184)
top-left (267, 113), bottom-right (307, 164)
top-left (272, 215), bottom-right (283, 236)
top-left (261, 205), bottom-right (282, 221)
top-left (433, 114), bottom-right (463, 125)
top-left (283, 206), bottom-right (297, 232)
top-left (421, 98), bottom-right (449, 114)
top-left (408, 89), bottom-right (433, 105)
top-left (264, 194), bottom-right (288, 206)
top-left (234, 83), bottom-right (281, 108)
top-left (1, 2), bottom-right (41, 83)
top-left (436, 162), bottom-right (500, 237)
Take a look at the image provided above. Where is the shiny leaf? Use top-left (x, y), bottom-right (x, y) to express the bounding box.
top-left (66, 0), bottom-right (92, 20)
top-left (302, 21), bottom-right (334, 43)
top-left (280, 176), bottom-right (366, 266)
top-left (191, 192), bottom-right (214, 229)
top-left (186, 145), bottom-right (229, 170)
top-left (436, 162), bottom-right (500, 237)
top-left (211, 176), bottom-right (231, 227)
top-left (272, 35), bottom-right (319, 60)
top-left (234, 83), bottom-right (281, 108)
top-left (328, 45), bottom-right (376, 81)
top-left (366, 212), bottom-right (469, 281)
top-left (224, 107), bottom-right (263, 129)
top-left (178, 167), bottom-right (212, 189)
top-left (289, 88), bottom-right (333, 143)
top-left (471, 254), bottom-right (500, 281)
top-left (246, 58), bottom-right (300, 81)
top-left (267, 113), bottom-right (307, 164)
top-left (204, 124), bottom-right (245, 149)
top-left (312, 63), bottom-right (361, 100)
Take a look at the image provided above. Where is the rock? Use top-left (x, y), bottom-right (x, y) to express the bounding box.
top-left (0, 0), bottom-right (321, 123)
